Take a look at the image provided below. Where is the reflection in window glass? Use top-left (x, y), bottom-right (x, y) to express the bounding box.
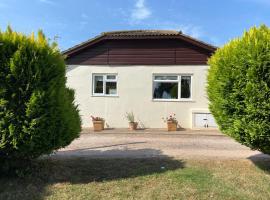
top-left (106, 82), bottom-right (117, 95)
top-left (153, 82), bottom-right (178, 99)
top-left (106, 75), bottom-right (116, 80)
top-left (94, 76), bottom-right (103, 94)
top-left (181, 76), bottom-right (191, 98)
top-left (154, 76), bottom-right (178, 80)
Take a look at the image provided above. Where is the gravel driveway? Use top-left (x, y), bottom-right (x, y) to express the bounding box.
top-left (53, 129), bottom-right (270, 160)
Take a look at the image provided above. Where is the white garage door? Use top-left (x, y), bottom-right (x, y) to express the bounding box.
top-left (194, 113), bottom-right (217, 128)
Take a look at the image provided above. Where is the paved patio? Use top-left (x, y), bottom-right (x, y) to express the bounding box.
top-left (52, 128), bottom-right (270, 160)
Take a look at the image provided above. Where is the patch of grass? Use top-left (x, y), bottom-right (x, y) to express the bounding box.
top-left (0, 158), bottom-right (270, 200)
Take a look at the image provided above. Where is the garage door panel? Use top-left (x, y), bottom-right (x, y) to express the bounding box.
top-left (194, 113), bottom-right (207, 128)
top-left (193, 113), bottom-right (217, 128)
top-left (207, 114), bottom-right (218, 128)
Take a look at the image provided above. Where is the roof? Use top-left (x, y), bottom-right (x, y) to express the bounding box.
top-left (101, 30), bottom-right (182, 36)
top-left (63, 30), bottom-right (217, 57)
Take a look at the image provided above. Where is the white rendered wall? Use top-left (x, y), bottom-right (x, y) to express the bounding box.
top-left (66, 65), bottom-right (210, 129)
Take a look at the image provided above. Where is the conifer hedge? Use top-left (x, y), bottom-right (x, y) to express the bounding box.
top-left (0, 27), bottom-right (81, 165)
top-left (207, 25), bottom-right (270, 154)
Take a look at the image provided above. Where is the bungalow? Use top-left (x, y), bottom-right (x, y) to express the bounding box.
top-left (63, 30), bottom-right (217, 129)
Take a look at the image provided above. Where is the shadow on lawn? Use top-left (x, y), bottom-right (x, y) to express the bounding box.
top-left (248, 153), bottom-right (270, 174)
top-left (0, 148), bottom-right (185, 200)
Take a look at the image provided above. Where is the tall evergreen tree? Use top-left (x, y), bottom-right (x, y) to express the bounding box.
top-left (207, 25), bottom-right (270, 154)
top-left (0, 26), bottom-right (81, 166)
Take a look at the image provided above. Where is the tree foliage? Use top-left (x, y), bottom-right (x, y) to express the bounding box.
top-left (0, 26), bottom-right (81, 164)
top-left (207, 25), bottom-right (270, 154)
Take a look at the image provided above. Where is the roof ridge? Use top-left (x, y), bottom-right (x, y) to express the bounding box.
top-left (102, 30), bottom-right (182, 35)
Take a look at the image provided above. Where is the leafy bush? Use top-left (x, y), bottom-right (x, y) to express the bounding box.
top-left (207, 25), bottom-right (270, 154)
top-left (0, 26), bottom-right (81, 167)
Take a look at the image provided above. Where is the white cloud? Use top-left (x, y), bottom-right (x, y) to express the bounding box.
top-left (79, 21), bottom-right (88, 28)
top-left (39, 0), bottom-right (55, 5)
top-left (127, 1), bottom-right (203, 39)
top-left (131, 0), bottom-right (151, 21)
top-left (125, 0), bottom-right (215, 43)
top-left (79, 13), bottom-right (90, 29)
top-left (81, 13), bottom-right (89, 20)
top-left (179, 25), bottom-right (202, 38)
top-left (152, 21), bottom-right (203, 39)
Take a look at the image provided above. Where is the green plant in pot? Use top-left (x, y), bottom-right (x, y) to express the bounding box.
top-left (125, 112), bottom-right (138, 130)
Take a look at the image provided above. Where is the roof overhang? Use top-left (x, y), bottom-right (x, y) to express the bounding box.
top-left (62, 31), bottom-right (217, 57)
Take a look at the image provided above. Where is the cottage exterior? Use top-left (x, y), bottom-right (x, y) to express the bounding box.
top-left (63, 30), bottom-right (217, 129)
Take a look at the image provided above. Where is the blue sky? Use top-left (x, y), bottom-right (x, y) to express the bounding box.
top-left (0, 0), bottom-right (269, 50)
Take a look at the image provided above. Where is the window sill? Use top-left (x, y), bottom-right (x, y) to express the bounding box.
top-left (92, 94), bottom-right (119, 98)
top-left (152, 99), bottom-right (195, 102)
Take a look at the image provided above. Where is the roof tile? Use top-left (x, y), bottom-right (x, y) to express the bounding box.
top-left (101, 30), bottom-right (182, 36)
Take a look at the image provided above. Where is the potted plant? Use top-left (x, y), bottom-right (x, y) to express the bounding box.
top-left (91, 115), bottom-right (105, 131)
top-left (125, 112), bottom-right (138, 130)
top-left (162, 114), bottom-right (178, 131)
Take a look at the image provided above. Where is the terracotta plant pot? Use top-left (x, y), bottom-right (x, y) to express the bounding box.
top-left (129, 122), bottom-right (138, 130)
top-left (167, 121), bottom-right (177, 131)
top-left (92, 120), bottom-right (104, 132)
top-left (101, 120), bottom-right (105, 130)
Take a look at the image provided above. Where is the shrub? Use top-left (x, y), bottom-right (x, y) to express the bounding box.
top-left (125, 112), bottom-right (135, 123)
top-left (207, 25), bottom-right (270, 154)
top-left (0, 26), bottom-right (81, 168)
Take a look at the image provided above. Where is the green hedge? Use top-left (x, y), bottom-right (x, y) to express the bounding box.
top-left (0, 27), bottom-right (81, 164)
top-left (207, 25), bottom-right (270, 154)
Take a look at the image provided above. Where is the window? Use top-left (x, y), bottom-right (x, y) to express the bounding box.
top-left (153, 75), bottom-right (192, 100)
top-left (93, 74), bottom-right (117, 96)
top-left (181, 76), bottom-right (191, 98)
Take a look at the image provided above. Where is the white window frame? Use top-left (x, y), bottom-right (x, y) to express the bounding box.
top-left (92, 74), bottom-right (118, 96)
top-left (152, 74), bottom-right (193, 101)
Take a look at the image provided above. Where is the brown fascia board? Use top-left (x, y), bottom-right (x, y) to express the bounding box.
top-left (177, 34), bottom-right (217, 52)
top-left (62, 33), bottom-right (217, 57)
top-left (62, 35), bottom-right (106, 57)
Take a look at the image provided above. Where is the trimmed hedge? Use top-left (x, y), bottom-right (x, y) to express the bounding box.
top-left (207, 25), bottom-right (270, 154)
top-left (0, 27), bottom-right (81, 164)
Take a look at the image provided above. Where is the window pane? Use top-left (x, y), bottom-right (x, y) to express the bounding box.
top-left (106, 81), bottom-right (117, 95)
top-left (94, 76), bottom-right (103, 94)
top-left (153, 82), bottom-right (178, 99)
top-left (106, 75), bottom-right (116, 80)
top-left (154, 75), bottom-right (178, 80)
top-left (181, 76), bottom-right (191, 98)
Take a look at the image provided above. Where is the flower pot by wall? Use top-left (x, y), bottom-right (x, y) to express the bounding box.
top-left (101, 120), bottom-right (105, 130)
top-left (167, 121), bottom-right (177, 131)
top-left (92, 120), bottom-right (104, 131)
top-left (129, 122), bottom-right (138, 130)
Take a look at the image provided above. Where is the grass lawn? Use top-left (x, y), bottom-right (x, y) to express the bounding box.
top-left (0, 158), bottom-right (270, 200)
